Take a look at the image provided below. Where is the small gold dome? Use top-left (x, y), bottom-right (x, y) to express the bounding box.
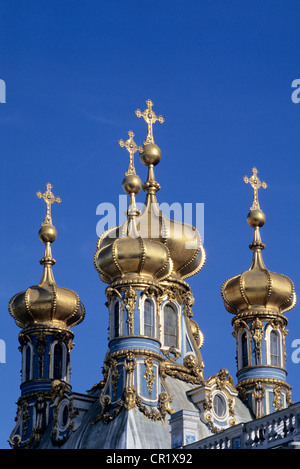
top-left (222, 208), bottom-right (295, 315)
top-left (9, 282), bottom-right (85, 330)
top-left (222, 263), bottom-right (296, 315)
top-left (222, 167), bottom-right (296, 316)
top-left (10, 183), bottom-right (85, 331)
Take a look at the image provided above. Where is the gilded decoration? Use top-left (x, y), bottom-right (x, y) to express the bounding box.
top-left (273, 386), bottom-right (284, 411)
top-left (162, 346), bottom-right (181, 362)
top-left (92, 346), bottom-right (177, 425)
top-left (124, 287), bottom-right (137, 335)
top-left (144, 357), bottom-right (155, 396)
top-left (36, 182), bottom-right (61, 226)
top-left (243, 167), bottom-right (267, 212)
top-left (197, 369), bottom-right (238, 434)
top-left (236, 378), bottom-right (293, 415)
top-left (124, 387), bottom-right (137, 410)
top-left (36, 333), bottom-right (47, 377)
top-left (9, 391), bottom-right (55, 449)
top-left (50, 379), bottom-right (78, 446)
top-left (135, 99), bottom-right (165, 145)
top-left (251, 318), bottom-right (263, 362)
top-left (110, 358), bottom-right (120, 398)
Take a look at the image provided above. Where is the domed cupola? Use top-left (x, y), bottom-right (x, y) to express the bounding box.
top-left (9, 183), bottom-right (85, 331)
top-left (91, 101), bottom-right (206, 428)
top-left (8, 183), bottom-right (85, 449)
top-left (94, 130), bottom-right (173, 287)
top-left (221, 168), bottom-right (296, 316)
top-left (221, 168), bottom-right (296, 418)
top-left (94, 100), bottom-right (206, 287)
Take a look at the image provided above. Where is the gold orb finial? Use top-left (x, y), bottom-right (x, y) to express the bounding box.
top-left (118, 130), bottom-right (142, 195)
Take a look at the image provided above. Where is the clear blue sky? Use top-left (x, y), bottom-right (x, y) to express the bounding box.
top-left (1, 0), bottom-right (300, 449)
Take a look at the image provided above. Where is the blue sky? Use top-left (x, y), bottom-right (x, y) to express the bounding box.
top-left (1, 0), bottom-right (300, 449)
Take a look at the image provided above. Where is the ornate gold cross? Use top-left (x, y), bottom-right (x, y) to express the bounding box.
top-left (118, 130), bottom-right (142, 176)
top-left (135, 99), bottom-right (164, 144)
top-left (243, 167), bottom-right (267, 211)
top-left (36, 183), bottom-right (61, 226)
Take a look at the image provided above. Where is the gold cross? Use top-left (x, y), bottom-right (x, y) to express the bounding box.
top-left (36, 183), bottom-right (61, 226)
top-left (135, 99), bottom-right (164, 144)
top-left (118, 130), bottom-right (142, 176)
top-left (243, 167), bottom-right (267, 211)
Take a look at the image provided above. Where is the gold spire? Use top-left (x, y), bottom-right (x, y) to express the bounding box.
top-left (9, 182), bottom-right (85, 330)
top-left (118, 131), bottom-right (142, 238)
top-left (243, 167), bottom-right (267, 211)
top-left (135, 99), bottom-right (164, 144)
top-left (221, 168), bottom-right (296, 316)
top-left (36, 182), bottom-right (61, 226)
top-left (36, 183), bottom-right (61, 285)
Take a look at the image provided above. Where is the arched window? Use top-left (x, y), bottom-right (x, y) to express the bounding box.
top-left (241, 332), bottom-right (248, 368)
top-left (114, 302), bottom-right (120, 338)
top-left (270, 330), bottom-right (280, 366)
top-left (25, 345), bottom-right (31, 381)
top-left (53, 343), bottom-right (64, 380)
top-left (164, 303), bottom-right (177, 348)
top-left (144, 299), bottom-right (155, 337)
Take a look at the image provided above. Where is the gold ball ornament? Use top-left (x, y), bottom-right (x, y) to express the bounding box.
top-left (38, 224), bottom-right (57, 244)
top-left (122, 174), bottom-right (142, 194)
top-left (247, 209), bottom-right (266, 228)
top-left (140, 143), bottom-right (161, 166)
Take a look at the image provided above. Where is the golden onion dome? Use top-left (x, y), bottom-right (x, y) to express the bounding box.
top-left (94, 234), bottom-right (173, 286)
top-left (9, 184), bottom-right (85, 331)
top-left (221, 169), bottom-right (296, 316)
top-left (94, 103), bottom-right (206, 286)
top-left (94, 131), bottom-right (173, 286)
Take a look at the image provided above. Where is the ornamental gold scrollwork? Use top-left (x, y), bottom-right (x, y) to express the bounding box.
top-left (251, 318), bottom-right (264, 363)
top-left (215, 368), bottom-right (234, 390)
top-left (105, 286), bottom-right (123, 304)
top-left (273, 386), bottom-right (284, 411)
top-left (162, 346), bottom-right (181, 362)
top-left (163, 285), bottom-right (183, 304)
top-left (51, 379), bottom-right (70, 402)
top-left (110, 358), bottom-right (120, 398)
top-left (144, 357), bottom-right (155, 396)
top-left (183, 354), bottom-right (204, 379)
top-left (124, 287), bottom-right (137, 334)
top-left (182, 290), bottom-right (195, 318)
top-left (232, 319), bottom-right (250, 337)
top-left (36, 333), bottom-right (47, 378)
top-left (269, 318), bottom-right (289, 366)
top-left (254, 381), bottom-right (265, 418)
top-left (124, 387), bottom-right (137, 410)
top-left (18, 332), bottom-right (32, 348)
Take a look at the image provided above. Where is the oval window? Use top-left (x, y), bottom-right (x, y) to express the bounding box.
top-left (213, 394), bottom-right (227, 418)
top-left (58, 402), bottom-right (69, 429)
